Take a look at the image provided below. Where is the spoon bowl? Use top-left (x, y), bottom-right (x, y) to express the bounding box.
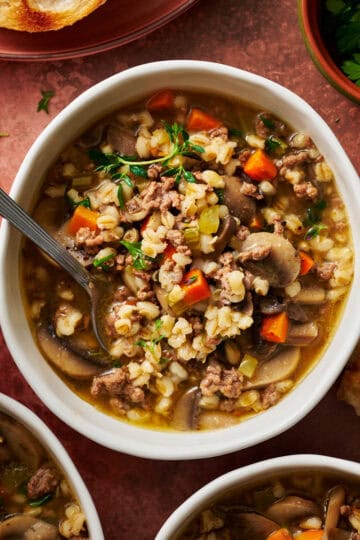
top-left (0, 187), bottom-right (110, 354)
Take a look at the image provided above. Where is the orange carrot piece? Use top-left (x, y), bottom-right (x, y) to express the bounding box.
top-left (140, 215), bottom-right (151, 235)
top-left (299, 251), bottom-right (315, 276)
top-left (295, 530), bottom-right (323, 540)
top-left (267, 528), bottom-right (294, 540)
top-left (181, 268), bottom-right (211, 305)
top-left (186, 108), bottom-right (222, 131)
top-left (249, 214), bottom-right (264, 230)
top-left (146, 90), bottom-right (175, 112)
top-left (162, 244), bottom-right (177, 263)
top-left (68, 205), bottom-right (99, 235)
top-left (243, 149), bottom-right (278, 181)
top-left (260, 312), bottom-right (289, 343)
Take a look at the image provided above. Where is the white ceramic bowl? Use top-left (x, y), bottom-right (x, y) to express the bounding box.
top-left (156, 454), bottom-right (360, 539)
top-left (0, 60), bottom-right (359, 460)
top-left (0, 393), bottom-right (104, 539)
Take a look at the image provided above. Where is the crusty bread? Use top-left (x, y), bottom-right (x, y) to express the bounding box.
top-left (0, 0), bottom-right (107, 32)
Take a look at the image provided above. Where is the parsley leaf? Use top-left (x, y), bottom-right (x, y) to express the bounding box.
top-left (260, 114), bottom-right (275, 129)
top-left (93, 253), bottom-right (116, 270)
top-left (304, 224), bottom-right (328, 240)
top-left (37, 90), bottom-right (55, 114)
top-left (342, 53), bottom-right (360, 86)
top-left (229, 128), bottom-right (243, 138)
top-left (120, 240), bottom-right (156, 270)
top-left (265, 135), bottom-right (288, 156)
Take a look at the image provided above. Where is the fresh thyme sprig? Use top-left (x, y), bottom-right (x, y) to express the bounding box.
top-left (89, 122), bottom-right (204, 173)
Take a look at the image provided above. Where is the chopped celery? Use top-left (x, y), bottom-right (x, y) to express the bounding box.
top-left (71, 175), bottom-right (93, 188)
top-left (238, 354), bottom-right (258, 378)
top-left (183, 226), bottom-right (200, 249)
top-left (199, 205), bottom-right (220, 234)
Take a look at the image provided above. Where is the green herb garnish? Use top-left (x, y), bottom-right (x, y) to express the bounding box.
top-left (29, 493), bottom-right (53, 507)
top-left (324, 0), bottom-right (360, 86)
top-left (93, 253), bottom-right (116, 270)
top-left (155, 319), bottom-right (163, 330)
top-left (117, 183), bottom-right (125, 209)
top-left (129, 164), bottom-right (148, 178)
top-left (162, 165), bottom-right (197, 184)
top-left (214, 188), bottom-right (225, 204)
top-left (260, 114), bottom-right (275, 129)
top-left (303, 200), bottom-right (327, 239)
top-left (183, 275), bottom-right (197, 285)
top-left (265, 135), bottom-right (288, 156)
top-left (229, 128), bottom-right (243, 138)
top-left (120, 240), bottom-right (156, 270)
top-left (67, 196), bottom-right (91, 209)
top-left (37, 90), bottom-right (55, 114)
top-left (89, 123), bottom-right (204, 174)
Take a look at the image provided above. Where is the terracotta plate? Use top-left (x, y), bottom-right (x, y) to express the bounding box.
top-left (0, 0), bottom-right (198, 61)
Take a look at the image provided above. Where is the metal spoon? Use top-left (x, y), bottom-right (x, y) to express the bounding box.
top-left (0, 187), bottom-right (110, 353)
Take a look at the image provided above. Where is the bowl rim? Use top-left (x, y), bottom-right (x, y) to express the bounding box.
top-left (0, 393), bottom-right (104, 539)
top-left (297, 0), bottom-right (360, 104)
top-left (155, 454), bottom-right (360, 539)
top-left (0, 60), bottom-right (360, 460)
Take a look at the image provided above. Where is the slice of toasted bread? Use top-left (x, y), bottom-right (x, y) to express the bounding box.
top-left (0, 0), bottom-right (107, 32)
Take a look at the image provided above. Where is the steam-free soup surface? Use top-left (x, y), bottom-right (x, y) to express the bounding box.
top-left (21, 89), bottom-right (353, 431)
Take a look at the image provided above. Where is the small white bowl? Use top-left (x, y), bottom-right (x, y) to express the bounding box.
top-left (0, 393), bottom-right (104, 539)
top-left (156, 454), bottom-right (360, 539)
top-left (0, 60), bottom-right (359, 460)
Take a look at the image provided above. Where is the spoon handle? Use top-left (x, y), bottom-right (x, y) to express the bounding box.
top-left (0, 188), bottom-right (92, 293)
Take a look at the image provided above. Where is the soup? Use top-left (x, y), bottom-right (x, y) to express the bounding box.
top-left (0, 412), bottom-right (88, 538)
top-left (21, 89), bottom-right (353, 431)
top-left (178, 470), bottom-right (360, 539)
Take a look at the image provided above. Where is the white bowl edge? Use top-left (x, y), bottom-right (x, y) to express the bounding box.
top-left (0, 60), bottom-right (359, 460)
top-left (0, 393), bottom-right (104, 539)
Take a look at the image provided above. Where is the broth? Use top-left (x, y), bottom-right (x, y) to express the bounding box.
top-left (21, 89), bottom-right (353, 431)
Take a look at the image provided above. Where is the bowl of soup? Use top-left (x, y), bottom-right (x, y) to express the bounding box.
top-left (0, 60), bottom-right (359, 459)
top-left (0, 393), bottom-right (103, 539)
top-left (156, 454), bottom-right (360, 539)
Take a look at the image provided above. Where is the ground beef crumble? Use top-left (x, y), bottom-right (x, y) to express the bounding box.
top-left (200, 360), bottom-right (243, 399)
top-left (27, 465), bottom-right (60, 500)
top-left (91, 367), bottom-right (149, 410)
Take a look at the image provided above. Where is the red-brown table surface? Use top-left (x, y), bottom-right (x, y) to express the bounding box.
top-left (0, 1), bottom-right (359, 539)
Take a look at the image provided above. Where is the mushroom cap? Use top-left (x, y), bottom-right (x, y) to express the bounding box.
top-left (240, 232), bottom-right (300, 287)
top-left (0, 514), bottom-right (58, 539)
top-left (37, 326), bottom-right (102, 380)
top-left (244, 347), bottom-right (300, 389)
top-left (223, 176), bottom-right (257, 225)
top-left (266, 495), bottom-right (321, 523)
top-left (171, 387), bottom-right (201, 431)
top-left (0, 413), bottom-right (43, 470)
top-left (218, 508), bottom-right (279, 540)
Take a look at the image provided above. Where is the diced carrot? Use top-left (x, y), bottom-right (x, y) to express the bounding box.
top-left (162, 244), bottom-right (177, 263)
top-left (243, 149), bottom-right (278, 181)
top-left (68, 205), bottom-right (99, 235)
top-left (146, 90), bottom-right (175, 112)
top-left (249, 214), bottom-right (264, 230)
top-left (186, 108), bottom-right (222, 132)
top-left (267, 528), bottom-right (293, 540)
top-left (140, 215), bottom-right (151, 235)
top-left (260, 312), bottom-right (289, 343)
top-left (295, 530), bottom-right (323, 540)
top-left (299, 251), bottom-right (315, 276)
top-left (181, 268), bottom-right (211, 305)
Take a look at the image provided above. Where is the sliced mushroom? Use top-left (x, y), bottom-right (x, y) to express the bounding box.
top-left (198, 411), bottom-right (241, 430)
top-left (287, 303), bottom-right (309, 323)
top-left (266, 495), bottom-right (321, 523)
top-left (219, 509), bottom-right (279, 540)
top-left (37, 326), bottom-right (103, 380)
top-left (240, 232), bottom-right (300, 287)
top-left (106, 124), bottom-right (136, 155)
top-left (287, 322), bottom-right (318, 346)
top-left (0, 514), bottom-right (59, 539)
top-left (121, 266), bottom-right (147, 295)
top-left (77, 121), bottom-right (107, 149)
top-left (259, 296), bottom-right (286, 315)
top-left (223, 176), bottom-right (257, 225)
top-left (154, 285), bottom-right (175, 316)
top-left (244, 347), bottom-right (300, 389)
top-left (171, 387), bottom-right (201, 430)
top-left (323, 486), bottom-right (346, 535)
top-left (211, 215), bottom-right (237, 257)
top-left (327, 528), bottom-right (356, 540)
top-left (0, 413), bottom-right (43, 470)
top-left (293, 287), bottom-right (326, 305)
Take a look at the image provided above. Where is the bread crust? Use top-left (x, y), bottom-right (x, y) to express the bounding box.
top-left (0, 0), bottom-right (106, 32)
